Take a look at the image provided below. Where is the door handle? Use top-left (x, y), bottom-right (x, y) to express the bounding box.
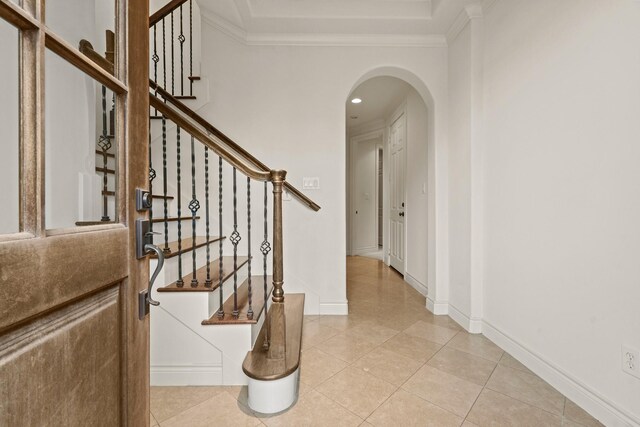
top-left (139, 242), bottom-right (164, 319)
top-left (399, 212), bottom-right (405, 217)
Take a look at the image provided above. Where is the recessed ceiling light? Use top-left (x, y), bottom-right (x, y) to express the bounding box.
top-left (351, 98), bottom-right (362, 104)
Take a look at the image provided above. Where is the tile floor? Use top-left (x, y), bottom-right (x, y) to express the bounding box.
top-left (150, 256), bottom-right (604, 426)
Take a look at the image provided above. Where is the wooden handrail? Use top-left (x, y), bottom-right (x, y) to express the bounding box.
top-left (150, 0), bottom-right (189, 27)
top-left (150, 81), bottom-right (322, 211)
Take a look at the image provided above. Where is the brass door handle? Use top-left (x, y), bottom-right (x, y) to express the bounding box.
top-left (144, 243), bottom-right (164, 307)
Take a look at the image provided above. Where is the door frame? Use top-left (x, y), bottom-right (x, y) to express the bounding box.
top-left (387, 101), bottom-right (408, 275)
top-left (349, 128), bottom-right (385, 257)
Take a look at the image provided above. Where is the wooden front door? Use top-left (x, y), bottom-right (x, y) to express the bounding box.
top-left (0, 0), bottom-right (150, 425)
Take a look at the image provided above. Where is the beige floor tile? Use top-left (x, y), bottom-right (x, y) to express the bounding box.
top-left (426, 347), bottom-right (497, 386)
top-left (461, 421), bottom-right (479, 427)
top-left (367, 389), bottom-right (463, 427)
top-left (485, 365), bottom-right (565, 415)
top-left (499, 352), bottom-right (533, 374)
top-left (304, 315), bottom-right (321, 323)
top-left (260, 390), bottom-right (362, 427)
top-left (403, 320), bottom-right (459, 345)
top-left (316, 367), bottom-right (398, 419)
top-left (300, 347), bottom-right (349, 387)
top-left (466, 389), bottom-right (562, 426)
top-left (353, 347), bottom-right (424, 386)
top-left (563, 399), bottom-right (604, 427)
top-left (381, 333), bottom-right (442, 363)
top-left (301, 320), bottom-right (340, 349)
top-left (160, 391), bottom-right (262, 427)
top-left (150, 386), bottom-right (224, 422)
top-left (318, 333), bottom-right (378, 363)
top-left (317, 315), bottom-right (363, 331)
top-left (402, 365), bottom-right (482, 417)
top-left (446, 332), bottom-right (504, 362)
top-left (150, 412), bottom-right (158, 427)
top-left (344, 322), bottom-right (400, 345)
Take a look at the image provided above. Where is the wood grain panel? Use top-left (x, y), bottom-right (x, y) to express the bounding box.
top-left (0, 228), bottom-right (128, 332)
top-left (0, 286), bottom-right (121, 425)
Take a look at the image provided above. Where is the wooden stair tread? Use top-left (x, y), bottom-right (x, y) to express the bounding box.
top-left (76, 220), bottom-right (116, 226)
top-left (202, 276), bottom-right (273, 325)
top-left (152, 215), bottom-right (200, 223)
top-left (95, 150), bottom-right (115, 158)
top-left (150, 115), bottom-right (164, 120)
top-left (188, 76), bottom-right (201, 81)
top-left (151, 236), bottom-right (225, 259)
top-left (95, 166), bottom-right (115, 174)
top-left (158, 256), bottom-right (250, 292)
top-left (174, 95), bottom-right (196, 100)
top-left (242, 294), bottom-right (305, 381)
top-left (101, 191), bottom-right (174, 200)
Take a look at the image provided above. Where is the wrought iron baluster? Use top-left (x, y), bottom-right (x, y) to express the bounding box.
top-left (152, 25), bottom-right (159, 115)
top-left (217, 157), bottom-right (224, 318)
top-left (179, 5), bottom-right (185, 96)
top-left (189, 0), bottom-right (193, 96)
top-left (205, 147), bottom-right (212, 287)
top-left (189, 136), bottom-right (200, 287)
top-left (162, 18), bottom-right (167, 90)
top-left (170, 10), bottom-right (175, 95)
top-left (230, 168), bottom-right (241, 318)
top-left (162, 117), bottom-right (170, 253)
top-left (261, 182), bottom-right (271, 349)
top-left (176, 127), bottom-right (184, 287)
top-left (247, 177), bottom-right (253, 319)
top-left (98, 85), bottom-right (111, 222)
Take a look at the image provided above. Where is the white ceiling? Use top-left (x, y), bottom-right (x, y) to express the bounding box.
top-left (198, 0), bottom-right (480, 36)
top-left (346, 76), bottom-right (413, 129)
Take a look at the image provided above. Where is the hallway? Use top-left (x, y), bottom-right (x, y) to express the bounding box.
top-left (149, 257), bottom-right (602, 426)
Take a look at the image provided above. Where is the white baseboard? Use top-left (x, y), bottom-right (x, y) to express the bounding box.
top-left (448, 304), bottom-right (482, 334)
top-left (151, 365), bottom-right (223, 386)
top-left (426, 297), bottom-right (449, 315)
top-left (404, 272), bottom-right (428, 297)
top-left (482, 320), bottom-right (640, 427)
top-left (319, 301), bottom-right (349, 315)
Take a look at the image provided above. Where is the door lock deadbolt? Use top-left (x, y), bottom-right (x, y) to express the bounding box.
top-left (136, 188), bottom-right (153, 211)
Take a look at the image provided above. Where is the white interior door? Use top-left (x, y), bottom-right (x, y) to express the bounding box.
top-left (353, 136), bottom-right (380, 254)
top-left (389, 112), bottom-right (406, 273)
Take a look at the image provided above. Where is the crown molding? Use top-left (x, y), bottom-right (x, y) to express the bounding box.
top-left (446, 3), bottom-right (483, 43)
top-left (201, 9), bottom-right (446, 47)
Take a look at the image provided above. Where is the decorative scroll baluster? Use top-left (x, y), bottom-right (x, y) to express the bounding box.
top-left (98, 85), bottom-right (111, 222)
top-left (179, 5), bottom-right (185, 96)
top-left (230, 168), bottom-right (241, 318)
top-left (170, 10), bottom-right (175, 95)
top-left (152, 25), bottom-right (159, 115)
top-left (261, 182), bottom-right (271, 349)
top-left (247, 177), bottom-right (253, 319)
top-left (189, 0), bottom-right (193, 96)
top-left (162, 117), bottom-right (170, 253)
top-left (205, 147), bottom-right (212, 287)
top-left (189, 136), bottom-right (200, 287)
top-left (176, 127), bottom-right (184, 287)
top-left (217, 157), bottom-right (224, 318)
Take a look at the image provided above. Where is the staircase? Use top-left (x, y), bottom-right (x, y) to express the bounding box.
top-left (78, 0), bottom-right (320, 414)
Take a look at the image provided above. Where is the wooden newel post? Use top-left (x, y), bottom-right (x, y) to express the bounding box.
top-left (270, 169), bottom-right (286, 303)
top-left (267, 170), bottom-right (286, 360)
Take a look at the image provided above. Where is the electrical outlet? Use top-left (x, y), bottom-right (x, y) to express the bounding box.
top-left (622, 345), bottom-right (640, 379)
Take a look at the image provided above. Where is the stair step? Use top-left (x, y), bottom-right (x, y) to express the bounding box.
top-left (202, 276), bottom-right (273, 325)
top-left (158, 256), bottom-right (250, 292)
top-left (174, 95), bottom-right (196, 100)
top-left (152, 215), bottom-right (200, 223)
top-left (151, 236), bottom-right (225, 259)
top-left (95, 150), bottom-right (115, 158)
top-left (188, 76), bottom-right (201, 81)
top-left (242, 294), bottom-right (305, 381)
top-left (101, 191), bottom-right (174, 200)
top-left (95, 166), bottom-right (115, 174)
top-left (75, 220), bottom-right (116, 226)
top-left (150, 115), bottom-right (164, 120)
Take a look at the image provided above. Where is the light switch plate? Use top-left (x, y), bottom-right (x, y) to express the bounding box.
top-left (283, 190), bottom-right (292, 201)
top-left (303, 177), bottom-right (320, 190)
